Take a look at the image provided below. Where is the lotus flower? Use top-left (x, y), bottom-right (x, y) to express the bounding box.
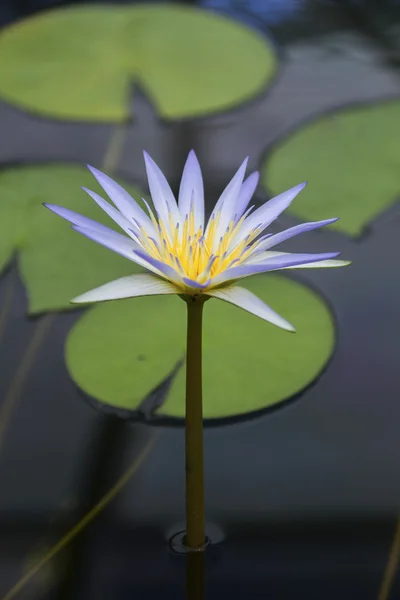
top-left (45, 151), bottom-right (348, 331)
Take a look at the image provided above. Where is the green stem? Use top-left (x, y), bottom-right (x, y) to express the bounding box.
top-left (185, 297), bottom-right (206, 550)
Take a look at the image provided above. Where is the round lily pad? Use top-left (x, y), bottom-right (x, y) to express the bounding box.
top-left (66, 294), bottom-right (186, 412)
top-left (0, 164), bottom-right (144, 314)
top-left (65, 275), bottom-right (335, 422)
top-left (263, 100), bottom-right (400, 237)
top-left (0, 5), bottom-right (276, 122)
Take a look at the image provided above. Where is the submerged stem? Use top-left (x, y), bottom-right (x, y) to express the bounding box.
top-left (185, 297), bottom-right (206, 550)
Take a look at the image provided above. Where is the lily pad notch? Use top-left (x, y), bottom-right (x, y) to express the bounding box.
top-left (0, 4), bottom-right (277, 122)
top-left (66, 275), bottom-right (336, 424)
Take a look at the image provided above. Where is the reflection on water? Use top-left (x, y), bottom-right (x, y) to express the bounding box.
top-left (187, 552), bottom-right (205, 600)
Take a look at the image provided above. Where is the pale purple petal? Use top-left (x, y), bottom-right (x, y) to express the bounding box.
top-left (247, 250), bottom-right (350, 269)
top-left (143, 151), bottom-right (180, 229)
top-left (243, 251), bottom-right (340, 271)
top-left (182, 277), bottom-right (210, 289)
top-left (257, 217), bottom-right (339, 252)
top-left (133, 249), bottom-right (183, 285)
top-left (232, 182), bottom-right (307, 245)
top-left (235, 171), bottom-right (259, 221)
top-left (210, 252), bottom-right (340, 286)
top-left (72, 274), bottom-right (179, 304)
top-left (178, 150), bottom-right (204, 230)
top-left (81, 188), bottom-right (139, 238)
top-left (72, 225), bottom-right (152, 271)
top-left (44, 203), bottom-right (139, 247)
top-left (87, 165), bottom-right (155, 234)
top-left (206, 157), bottom-right (249, 247)
top-left (206, 285), bottom-right (295, 332)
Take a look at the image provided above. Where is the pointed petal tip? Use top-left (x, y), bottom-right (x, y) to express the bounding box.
top-left (234, 156), bottom-right (249, 175)
top-left (314, 251), bottom-right (341, 260)
top-left (43, 202), bottom-right (62, 215)
top-left (43, 203), bottom-right (61, 214)
top-left (87, 164), bottom-right (106, 179)
top-left (313, 217), bottom-right (339, 226)
top-left (247, 170), bottom-right (260, 189)
top-left (242, 170), bottom-right (259, 191)
top-left (273, 180), bottom-right (308, 197)
top-left (143, 150), bottom-right (153, 164)
top-left (70, 295), bottom-right (87, 304)
top-left (143, 150), bottom-right (159, 172)
top-left (186, 149), bottom-right (200, 166)
top-left (71, 288), bottom-right (97, 304)
top-left (208, 285), bottom-right (297, 332)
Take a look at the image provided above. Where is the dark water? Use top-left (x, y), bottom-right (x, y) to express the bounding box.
top-left (0, 0), bottom-right (400, 598)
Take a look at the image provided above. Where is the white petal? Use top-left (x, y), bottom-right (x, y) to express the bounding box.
top-left (178, 150), bottom-right (204, 230)
top-left (285, 259), bottom-right (351, 269)
top-left (207, 285), bottom-right (295, 332)
top-left (72, 274), bottom-right (179, 304)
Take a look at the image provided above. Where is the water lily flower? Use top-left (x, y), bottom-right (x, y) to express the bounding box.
top-left (45, 151), bottom-right (348, 331)
top-left (44, 150), bottom-right (349, 551)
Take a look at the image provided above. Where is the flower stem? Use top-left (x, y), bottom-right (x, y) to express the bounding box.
top-left (185, 297), bottom-right (206, 550)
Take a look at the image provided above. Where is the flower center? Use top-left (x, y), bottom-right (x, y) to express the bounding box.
top-left (138, 209), bottom-right (262, 282)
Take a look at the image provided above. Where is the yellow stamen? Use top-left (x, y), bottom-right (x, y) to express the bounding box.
top-left (137, 207), bottom-right (262, 284)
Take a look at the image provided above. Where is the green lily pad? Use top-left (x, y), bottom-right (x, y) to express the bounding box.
top-left (65, 275), bottom-right (335, 421)
top-left (263, 100), bottom-right (400, 237)
top-left (0, 164), bottom-right (144, 314)
top-left (66, 294), bottom-right (186, 411)
top-left (0, 5), bottom-right (276, 122)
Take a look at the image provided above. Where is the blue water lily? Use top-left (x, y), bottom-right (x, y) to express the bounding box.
top-left (45, 151), bottom-right (349, 331)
